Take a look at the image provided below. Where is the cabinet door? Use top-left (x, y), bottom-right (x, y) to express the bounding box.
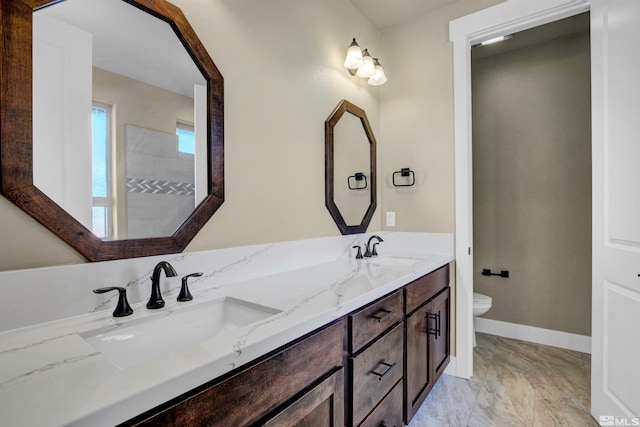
top-left (262, 368), bottom-right (344, 427)
top-left (428, 287), bottom-right (450, 382)
top-left (404, 304), bottom-right (431, 423)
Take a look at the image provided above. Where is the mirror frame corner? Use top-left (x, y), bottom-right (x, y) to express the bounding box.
top-left (0, 0), bottom-right (224, 262)
top-left (324, 99), bottom-right (377, 235)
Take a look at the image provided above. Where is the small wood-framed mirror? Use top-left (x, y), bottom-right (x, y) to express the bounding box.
top-left (325, 99), bottom-right (377, 234)
top-left (0, 0), bottom-right (224, 261)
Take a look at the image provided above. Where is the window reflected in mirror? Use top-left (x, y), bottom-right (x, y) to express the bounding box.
top-left (32, 0), bottom-right (207, 241)
top-left (91, 103), bottom-right (113, 239)
top-left (177, 122), bottom-right (195, 155)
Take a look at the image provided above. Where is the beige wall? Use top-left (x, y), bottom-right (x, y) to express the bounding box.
top-left (472, 24), bottom-right (591, 335)
top-left (0, 0), bottom-right (381, 271)
top-left (378, 0), bottom-right (505, 356)
top-left (378, 0), bottom-right (505, 234)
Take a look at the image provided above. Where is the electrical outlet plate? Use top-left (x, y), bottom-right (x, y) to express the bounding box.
top-left (386, 212), bottom-right (396, 227)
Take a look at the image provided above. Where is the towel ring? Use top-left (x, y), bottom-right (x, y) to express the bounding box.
top-left (348, 172), bottom-right (368, 190)
top-left (392, 168), bottom-right (415, 187)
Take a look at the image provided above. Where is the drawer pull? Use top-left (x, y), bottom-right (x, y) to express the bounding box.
top-left (372, 361), bottom-right (397, 381)
top-left (370, 309), bottom-right (396, 323)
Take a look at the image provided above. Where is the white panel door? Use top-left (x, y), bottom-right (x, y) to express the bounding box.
top-left (33, 13), bottom-right (93, 229)
top-left (194, 84), bottom-right (207, 206)
top-left (591, 0), bottom-right (640, 421)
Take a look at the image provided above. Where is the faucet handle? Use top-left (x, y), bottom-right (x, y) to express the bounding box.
top-left (352, 245), bottom-right (363, 259)
top-left (372, 242), bottom-right (380, 257)
top-left (93, 287), bottom-right (133, 317)
top-left (178, 272), bottom-right (203, 302)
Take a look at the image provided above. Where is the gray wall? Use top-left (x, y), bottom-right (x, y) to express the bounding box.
top-left (472, 17), bottom-right (592, 336)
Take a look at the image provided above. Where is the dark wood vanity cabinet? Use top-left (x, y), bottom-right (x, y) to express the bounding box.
top-left (350, 324), bottom-right (403, 426)
top-left (123, 264), bottom-right (450, 427)
top-left (404, 265), bottom-right (451, 423)
top-left (262, 367), bottom-right (344, 426)
top-left (124, 320), bottom-right (344, 427)
top-left (348, 290), bottom-right (403, 354)
top-left (428, 287), bottom-right (451, 383)
top-left (358, 380), bottom-right (404, 427)
top-left (347, 290), bottom-right (404, 427)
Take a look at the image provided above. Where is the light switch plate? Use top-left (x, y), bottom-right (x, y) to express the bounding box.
top-left (386, 211), bottom-right (396, 227)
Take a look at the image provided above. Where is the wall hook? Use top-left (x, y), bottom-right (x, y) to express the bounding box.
top-left (348, 172), bottom-right (368, 190)
top-left (392, 168), bottom-right (415, 187)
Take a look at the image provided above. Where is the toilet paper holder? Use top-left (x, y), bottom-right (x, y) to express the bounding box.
top-left (482, 269), bottom-right (509, 278)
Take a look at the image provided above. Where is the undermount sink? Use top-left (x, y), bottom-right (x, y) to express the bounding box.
top-left (81, 297), bottom-right (281, 370)
top-left (365, 255), bottom-right (426, 268)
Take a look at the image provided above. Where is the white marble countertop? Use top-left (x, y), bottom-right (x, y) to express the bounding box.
top-left (0, 249), bottom-right (452, 427)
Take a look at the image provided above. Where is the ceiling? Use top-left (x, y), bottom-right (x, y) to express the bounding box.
top-left (347, 0), bottom-right (461, 30)
top-left (37, 0), bottom-right (205, 97)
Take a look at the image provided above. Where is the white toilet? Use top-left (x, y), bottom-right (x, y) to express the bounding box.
top-left (473, 292), bottom-right (492, 347)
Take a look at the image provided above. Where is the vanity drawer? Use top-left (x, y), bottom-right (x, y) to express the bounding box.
top-left (358, 379), bottom-right (403, 427)
top-left (351, 323), bottom-right (404, 426)
top-left (349, 290), bottom-right (403, 353)
top-left (405, 264), bottom-right (450, 314)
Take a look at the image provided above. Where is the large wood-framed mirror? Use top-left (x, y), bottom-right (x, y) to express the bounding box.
top-left (325, 99), bottom-right (376, 234)
top-left (0, 0), bottom-right (224, 261)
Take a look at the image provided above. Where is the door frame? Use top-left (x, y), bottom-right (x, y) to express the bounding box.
top-left (448, 0), bottom-right (590, 380)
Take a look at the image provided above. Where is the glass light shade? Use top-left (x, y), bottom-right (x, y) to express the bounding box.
top-left (344, 38), bottom-right (364, 70)
top-left (356, 49), bottom-right (375, 78)
top-left (368, 59), bottom-right (387, 86)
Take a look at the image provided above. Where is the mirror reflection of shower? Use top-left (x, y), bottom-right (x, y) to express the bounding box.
top-left (32, 0), bottom-right (207, 240)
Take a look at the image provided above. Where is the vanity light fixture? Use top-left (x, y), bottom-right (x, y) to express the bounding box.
top-left (344, 38), bottom-right (365, 70)
top-left (344, 38), bottom-right (386, 85)
top-left (368, 58), bottom-right (387, 86)
top-left (355, 49), bottom-right (375, 78)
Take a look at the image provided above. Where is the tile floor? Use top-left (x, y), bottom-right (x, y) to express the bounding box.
top-left (408, 332), bottom-right (597, 426)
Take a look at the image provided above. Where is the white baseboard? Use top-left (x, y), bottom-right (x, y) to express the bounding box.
top-left (444, 355), bottom-right (457, 376)
top-left (475, 317), bottom-right (591, 354)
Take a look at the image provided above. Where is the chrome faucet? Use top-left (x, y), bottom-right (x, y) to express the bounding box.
top-left (147, 261), bottom-right (178, 309)
top-left (364, 235), bottom-right (384, 257)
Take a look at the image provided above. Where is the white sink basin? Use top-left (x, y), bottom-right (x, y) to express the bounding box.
top-left (81, 297), bottom-right (281, 369)
top-left (366, 255), bottom-right (426, 268)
